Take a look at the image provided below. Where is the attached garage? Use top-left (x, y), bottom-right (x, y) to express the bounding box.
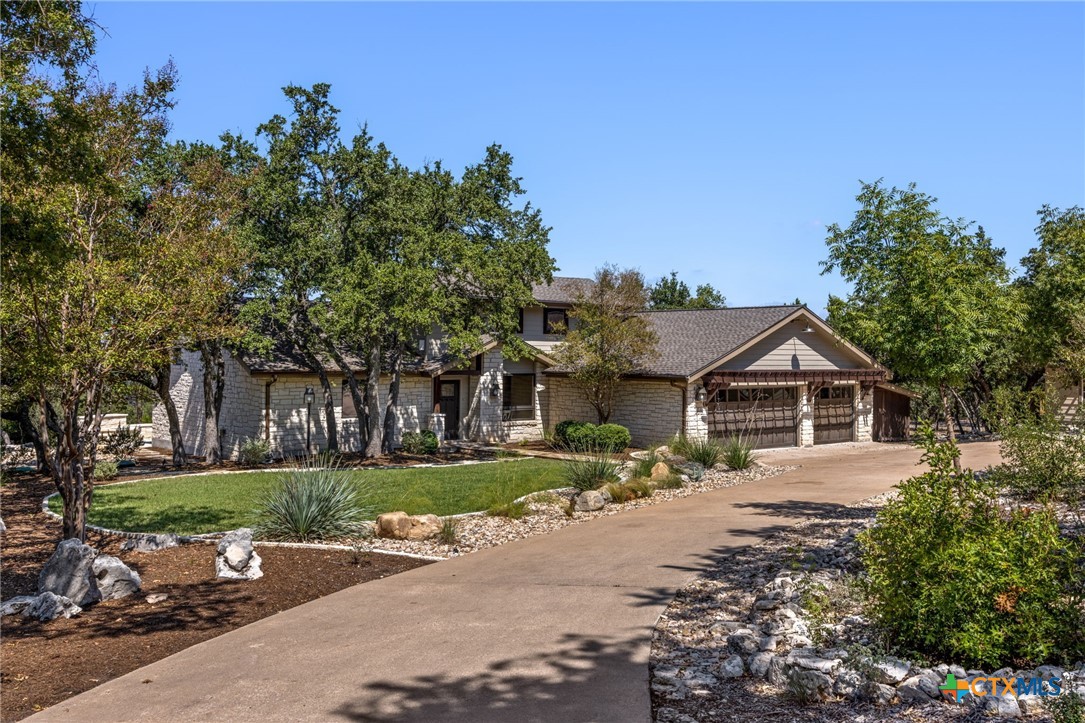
top-left (871, 383), bottom-right (917, 441)
top-left (813, 385), bottom-right (855, 444)
top-left (707, 387), bottom-right (798, 449)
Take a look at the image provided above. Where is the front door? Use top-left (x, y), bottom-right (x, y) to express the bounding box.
top-left (439, 380), bottom-right (460, 440)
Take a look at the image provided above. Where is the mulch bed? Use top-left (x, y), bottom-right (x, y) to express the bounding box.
top-left (0, 472), bottom-right (431, 722)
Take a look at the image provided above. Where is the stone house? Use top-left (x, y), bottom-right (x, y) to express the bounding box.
top-left (153, 277), bottom-right (913, 459)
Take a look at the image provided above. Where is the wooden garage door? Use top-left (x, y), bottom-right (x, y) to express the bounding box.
top-left (814, 386), bottom-right (855, 444)
top-left (708, 387), bottom-right (798, 449)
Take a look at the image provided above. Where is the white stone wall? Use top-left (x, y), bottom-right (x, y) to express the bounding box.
top-left (545, 377), bottom-right (685, 447)
top-left (854, 384), bottom-right (873, 443)
top-left (684, 389), bottom-right (708, 441)
top-left (799, 388), bottom-right (815, 447)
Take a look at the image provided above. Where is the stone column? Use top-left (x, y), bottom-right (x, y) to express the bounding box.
top-left (684, 385), bottom-right (709, 441)
top-left (854, 384), bottom-right (874, 443)
top-left (799, 385), bottom-right (815, 447)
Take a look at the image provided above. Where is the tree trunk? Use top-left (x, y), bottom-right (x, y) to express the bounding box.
top-left (364, 341), bottom-right (383, 458)
top-left (199, 342), bottom-right (226, 464)
top-left (314, 363), bottom-right (338, 453)
top-left (382, 342), bottom-right (402, 455)
top-left (320, 335), bottom-right (366, 452)
top-left (44, 386), bottom-right (104, 542)
top-left (7, 399), bottom-right (52, 475)
top-left (938, 382), bottom-right (962, 472)
top-left (153, 364), bottom-right (187, 466)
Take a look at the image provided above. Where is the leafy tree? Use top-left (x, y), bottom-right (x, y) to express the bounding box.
top-left (554, 265), bottom-right (659, 423)
top-left (1014, 206), bottom-right (1085, 387)
top-left (648, 271), bottom-right (726, 309)
top-left (1, 4), bottom-right (247, 538)
top-left (821, 181), bottom-right (1020, 463)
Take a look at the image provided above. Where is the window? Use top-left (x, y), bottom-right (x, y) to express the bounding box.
top-left (819, 386), bottom-right (854, 400)
top-left (502, 374), bottom-right (535, 421)
top-left (342, 380), bottom-right (356, 417)
top-left (544, 308), bottom-right (568, 335)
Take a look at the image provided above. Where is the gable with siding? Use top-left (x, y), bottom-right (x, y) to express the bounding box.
top-left (720, 324), bottom-right (869, 371)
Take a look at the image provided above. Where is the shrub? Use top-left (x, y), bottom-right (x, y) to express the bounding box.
top-left (603, 479), bottom-right (654, 503)
top-left (654, 472), bottom-right (684, 490)
top-left (238, 437), bottom-right (270, 467)
top-left (860, 426), bottom-right (1085, 668)
top-left (625, 478), bottom-right (655, 498)
top-left (94, 459), bottom-right (119, 481)
top-left (722, 437), bottom-right (756, 470)
top-left (672, 436), bottom-right (724, 468)
top-left (400, 429), bottom-right (439, 455)
top-left (1047, 690), bottom-right (1085, 723)
top-left (987, 388), bottom-right (1085, 505)
top-left (553, 420), bottom-right (631, 452)
top-left (562, 453), bottom-right (620, 492)
top-left (438, 517), bottom-right (458, 545)
top-left (101, 426), bottom-right (144, 459)
top-left (593, 424), bottom-right (631, 452)
top-left (253, 457), bottom-right (371, 542)
top-left (631, 450), bottom-right (662, 479)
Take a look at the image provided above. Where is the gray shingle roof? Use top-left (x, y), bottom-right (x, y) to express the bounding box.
top-left (531, 277), bottom-right (595, 305)
top-left (635, 305), bottom-right (802, 378)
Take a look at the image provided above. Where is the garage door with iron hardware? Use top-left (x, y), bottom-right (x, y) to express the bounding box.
top-left (708, 387), bottom-right (798, 449)
top-left (814, 386), bottom-right (855, 444)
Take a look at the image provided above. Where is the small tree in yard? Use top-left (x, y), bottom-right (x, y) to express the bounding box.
top-left (554, 265), bottom-right (658, 424)
top-left (821, 181), bottom-right (1021, 468)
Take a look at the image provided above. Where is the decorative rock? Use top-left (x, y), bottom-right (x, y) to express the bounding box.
top-left (869, 656), bottom-right (911, 685)
top-left (748, 651), bottom-right (774, 678)
top-left (897, 674), bottom-right (940, 702)
top-left (786, 651), bottom-right (842, 675)
top-left (982, 694), bottom-right (1021, 718)
top-left (833, 668), bottom-right (863, 698)
top-left (1, 595), bottom-right (37, 616)
top-left (1017, 695), bottom-right (1044, 716)
top-left (759, 635), bottom-right (778, 652)
top-left (406, 514), bottom-right (442, 541)
top-left (376, 511), bottom-right (412, 539)
top-left (23, 591), bottom-right (82, 621)
top-left (727, 629), bottom-right (760, 655)
top-left (597, 486), bottom-right (614, 504)
top-left (650, 462), bottom-right (670, 481)
top-left (215, 529), bottom-right (263, 580)
top-left (121, 534), bottom-right (180, 553)
top-left (717, 654), bottom-right (744, 678)
top-left (38, 539), bottom-right (101, 607)
top-left (765, 655), bottom-right (790, 686)
top-left (788, 669), bottom-right (834, 701)
top-left (573, 490), bottom-right (606, 512)
top-left (859, 681), bottom-right (898, 705)
top-left (145, 593), bottom-right (168, 604)
top-left (92, 554), bottom-right (142, 600)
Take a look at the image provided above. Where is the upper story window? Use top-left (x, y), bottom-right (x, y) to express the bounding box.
top-left (544, 308), bottom-right (568, 335)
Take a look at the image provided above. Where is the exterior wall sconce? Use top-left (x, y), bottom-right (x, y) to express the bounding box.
top-left (303, 387), bottom-right (316, 405)
top-left (695, 385), bottom-right (707, 404)
top-left (489, 380), bottom-right (500, 398)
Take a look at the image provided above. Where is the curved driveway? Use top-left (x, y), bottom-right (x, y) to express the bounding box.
top-left (33, 442), bottom-right (1002, 722)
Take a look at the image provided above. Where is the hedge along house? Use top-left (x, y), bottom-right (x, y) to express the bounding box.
top-left (152, 278), bottom-right (914, 459)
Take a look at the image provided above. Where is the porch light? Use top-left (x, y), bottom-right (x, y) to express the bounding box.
top-left (303, 387), bottom-right (316, 405)
top-left (489, 381), bottom-right (500, 398)
top-left (802, 323), bottom-right (815, 333)
top-left (695, 386), bottom-right (707, 404)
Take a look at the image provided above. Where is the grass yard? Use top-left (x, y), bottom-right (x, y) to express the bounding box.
top-left (49, 458), bottom-right (566, 535)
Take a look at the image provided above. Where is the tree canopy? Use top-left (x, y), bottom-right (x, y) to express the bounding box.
top-left (648, 271), bottom-right (726, 310)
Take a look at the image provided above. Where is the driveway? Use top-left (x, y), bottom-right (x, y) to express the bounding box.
top-left (33, 441), bottom-right (1003, 723)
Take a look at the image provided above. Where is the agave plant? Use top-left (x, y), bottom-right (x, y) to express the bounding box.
top-left (562, 452), bottom-right (621, 492)
top-left (253, 456), bottom-right (372, 542)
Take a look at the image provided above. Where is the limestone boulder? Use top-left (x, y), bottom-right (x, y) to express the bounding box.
top-left (717, 654), bottom-right (744, 678)
top-left (406, 514), bottom-right (442, 541)
top-left (574, 490), bottom-right (606, 512)
top-left (748, 651), bottom-right (774, 678)
top-left (23, 591), bottom-right (82, 621)
top-left (897, 674), bottom-right (940, 703)
top-left (650, 462), bottom-right (671, 481)
top-left (38, 539), bottom-right (101, 607)
top-left (869, 656), bottom-right (910, 685)
top-left (121, 534), bottom-right (180, 553)
top-left (376, 511), bottom-right (412, 539)
top-left (788, 669), bottom-right (834, 702)
top-left (215, 528), bottom-right (263, 580)
top-left (1, 595), bottom-right (37, 617)
top-left (92, 554), bottom-right (142, 600)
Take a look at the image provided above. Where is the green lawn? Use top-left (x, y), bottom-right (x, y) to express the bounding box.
top-left (50, 458), bottom-right (566, 535)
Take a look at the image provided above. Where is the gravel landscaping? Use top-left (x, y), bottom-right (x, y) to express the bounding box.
top-left (350, 462), bottom-right (797, 558)
top-left (651, 492), bottom-right (1085, 723)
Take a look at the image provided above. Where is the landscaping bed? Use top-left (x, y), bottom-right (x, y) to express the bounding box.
top-left (0, 474), bottom-right (431, 722)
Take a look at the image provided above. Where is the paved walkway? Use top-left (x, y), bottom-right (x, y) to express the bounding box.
top-left (34, 441), bottom-right (1003, 723)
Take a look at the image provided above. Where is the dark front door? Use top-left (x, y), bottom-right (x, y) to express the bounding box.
top-left (439, 380), bottom-right (460, 439)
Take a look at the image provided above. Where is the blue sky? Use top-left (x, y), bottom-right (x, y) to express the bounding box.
top-left (87, 2), bottom-right (1084, 312)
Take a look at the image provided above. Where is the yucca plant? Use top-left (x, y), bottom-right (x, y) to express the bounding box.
top-left (672, 436), bottom-right (724, 468)
top-left (253, 456), bottom-right (372, 542)
top-left (631, 450), bottom-right (662, 479)
top-left (722, 436), bottom-right (756, 470)
top-left (562, 452), bottom-right (620, 492)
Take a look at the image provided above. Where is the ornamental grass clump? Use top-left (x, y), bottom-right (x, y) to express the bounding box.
top-left (860, 426), bottom-right (1085, 668)
top-left (562, 453), bottom-right (620, 492)
top-left (672, 436), bottom-right (724, 468)
top-left (253, 456), bottom-right (371, 542)
top-left (722, 436), bottom-right (756, 470)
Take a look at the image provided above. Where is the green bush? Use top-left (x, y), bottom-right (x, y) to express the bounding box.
top-left (238, 437), bottom-right (270, 467)
top-left (987, 388), bottom-right (1085, 505)
top-left (860, 427), bottom-right (1085, 668)
top-left (400, 429), bottom-right (439, 455)
top-left (253, 457), bottom-right (371, 542)
top-left (722, 437), bottom-right (756, 470)
top-left (101, 426), bottom-right (144, 459)
top-left (631, 449), bottom-right (662, 479)
top-left (1047, 690), bottom-right (1085, 723)
top-left (94, 459), bottom-right (119, 481)
top-left (553, 420), bottom-right (631, 452)
top-left (594, 424), bottom-right (631, 452)
top-left (672, 436), bottom-right (724, 468)
top-left (654, 472), bottom-right (685, 490)
top-left (562, 453), bottom-right (620, 492)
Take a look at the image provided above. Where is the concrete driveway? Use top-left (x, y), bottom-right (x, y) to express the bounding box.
top-left (33, 441), bottom-right (1003, 723)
